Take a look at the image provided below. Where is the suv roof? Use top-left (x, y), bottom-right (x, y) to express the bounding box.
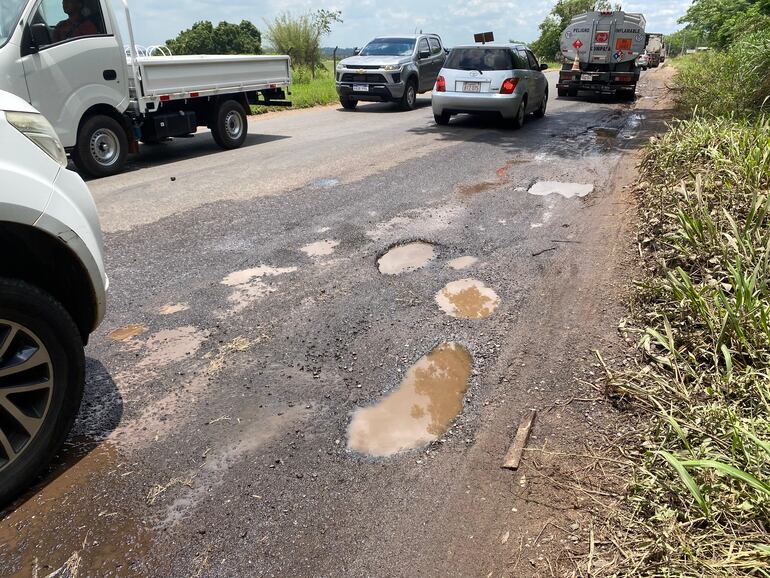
top-left (451, 42), bottom-right (529, 50)
top-left (372, 34), bottom-right (441, 40)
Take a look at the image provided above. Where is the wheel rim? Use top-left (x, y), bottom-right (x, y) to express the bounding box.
top-left (89, 128), bottom-right (120, 167)
top-left (224, 111), bottom-right (244, 140)
top-left (0, 320), bottom-right (54, 473)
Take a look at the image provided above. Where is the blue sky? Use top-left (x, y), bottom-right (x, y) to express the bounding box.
top-left (123, 0), bottom-right (691, 50)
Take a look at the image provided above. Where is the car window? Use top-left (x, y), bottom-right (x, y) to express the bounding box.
top-left (30, 0), bottom-right (106, 46)
top-left (525, 50), bottom-right (540, 70)
top-left (418, 38), bottom-right (429, 54)
top-left (359, 38), bottom-right (416, 56)
top-left (511, 50), bottom-right (527, 69)
top-left (1, 0), bottom-right (27, 48)
top-left (429, 37), bottom-right (441, 55)
top-left (444, 47), bottom-right (514, 71)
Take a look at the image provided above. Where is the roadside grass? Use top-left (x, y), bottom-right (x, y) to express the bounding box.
top-left (252, 60), bottom-right (337, 115)
top-left (600, 83), bottom-right (770, 573)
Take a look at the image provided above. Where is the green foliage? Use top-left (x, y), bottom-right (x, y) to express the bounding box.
top-left (252, 60), bottom-right (337, 113)
top-left (679, 0), bottom-right (770, 49)
top-left (165, 20), bottom-right (262, 55)
top-left (673, 30), bottom-right (770, 117)
top-left (265, 10), bottom-right (342, 77)
top-left (530, 0), bottom-right (616, 60)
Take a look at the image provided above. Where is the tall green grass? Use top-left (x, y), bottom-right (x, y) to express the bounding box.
top-left (605, 112), bottom-right (770, 576)
top-left (251, 60), bottom-right (338, 114)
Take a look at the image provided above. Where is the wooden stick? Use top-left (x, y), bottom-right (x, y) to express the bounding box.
top-left (502, 410), bottom-right (536, 470)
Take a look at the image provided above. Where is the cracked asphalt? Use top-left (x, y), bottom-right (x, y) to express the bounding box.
top-left (0, 69), bottom-right (674, 577)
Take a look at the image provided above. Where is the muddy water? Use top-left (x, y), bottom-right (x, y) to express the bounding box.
top-left (435, 279), bottom-right (500, 319)
top-left (159, 302), bottom-right (189, 315)
top-left (377, 242), bottom-right (435, 275)
top-left (348, 343), bottom-right (472, 457)
top-left (528, 181), bottom-right (594, 198)
top-left (446, 256), bottom-right (478, 270)
top-left (301, 239), bottom-right (339, 258)
top-left (137, 326), bottom-right (208, 368)
top-left (109, 324), bottom-right (147, 341)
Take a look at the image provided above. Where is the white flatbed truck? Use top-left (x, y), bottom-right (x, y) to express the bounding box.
top-left (0, 0), bottom-right (291, 176)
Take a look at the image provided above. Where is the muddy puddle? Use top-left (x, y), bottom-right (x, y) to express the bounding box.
top-left (528, 181), bottom-right (594, 199)
top-left (435, 279), bottom-right (500, 319)
top-left (221, 265), bottom-right (298, 313)
top-left (446, 256), bottom-right (478, 270)
top-left (377, 242), bottom-right (435, 275)
top-left (348, 342), bottom-right (472, 457)
top-left (301, 239), bottom-right (339, 258)
top-left (0, 442), bottom-right (152, 575)
top-left (159, 302), bottom-right (189, 315)
top-left (456, 181), bottom-right (497, 196)
top-left (109, 324), bottom-right (147, 341)
top-left (137, 326), bottom-right (208, 368)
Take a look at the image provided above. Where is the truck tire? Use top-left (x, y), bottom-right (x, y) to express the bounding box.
top-left (617, 87), bottom-right (636, 101)
top-left (399, 78), bottom-right (418, 111)
top-left (0, 278), bottom-right (85, 507)
top-left (72, 114), bottom-right (128, 178)
top-left (534, 90), bottom-right (548, 119)
top-left (211, 100), bottom-right (248, 150)
top-left (557, 87), bottom-right (568, 98)
top-left (568, 87), bottom-right (578, 97)
top-left (340, 96), bottom-right (358, 110)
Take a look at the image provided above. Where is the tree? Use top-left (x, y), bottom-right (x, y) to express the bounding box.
top-left (678, 0), bottom-right (770, 49)
top-left (265, 10), bottom-right (342, 77)
top-left (531, 1), bottom-right (616, 61)
top-left (166, 20), bottom-right (262, 55)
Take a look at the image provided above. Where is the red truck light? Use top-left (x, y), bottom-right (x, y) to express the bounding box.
top-left (500, 78), bottom-right (519, 94)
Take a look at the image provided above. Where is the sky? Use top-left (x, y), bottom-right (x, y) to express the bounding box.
top-left (120, 0), bottom-right (692, 50)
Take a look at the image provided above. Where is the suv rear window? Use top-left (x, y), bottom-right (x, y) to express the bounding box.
top-left (444, 48), bottom-right (514, 71)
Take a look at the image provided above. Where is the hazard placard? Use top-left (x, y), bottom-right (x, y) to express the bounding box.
top-left (572, 39), bottom-right (583, 49)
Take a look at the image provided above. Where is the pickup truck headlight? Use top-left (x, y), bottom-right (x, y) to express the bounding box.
top-left (6, 111), bottom-right (67, 167)
top-left (383, 64), bottom-right (401, 71)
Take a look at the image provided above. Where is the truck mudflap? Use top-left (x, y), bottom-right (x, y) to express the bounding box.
top-left (557, 70), bottom-right (638, 94)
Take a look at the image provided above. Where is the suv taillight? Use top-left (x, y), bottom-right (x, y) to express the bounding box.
top-left (436, 75), bottom-right (446, 92)
top-left (500, 78), bottom-right (519, 94)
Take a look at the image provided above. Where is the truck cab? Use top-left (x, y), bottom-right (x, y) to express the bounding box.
top-left (335, 34), bottom-right (446, 111)
top-left (0, 0), bottom-right (291, 177)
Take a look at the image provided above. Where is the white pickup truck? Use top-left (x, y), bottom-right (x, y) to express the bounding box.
top-left (0, 0), bottom-right (291, 176)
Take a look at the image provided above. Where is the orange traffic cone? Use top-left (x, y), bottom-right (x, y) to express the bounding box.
top-left (571, 52), bottom-right (581, 71)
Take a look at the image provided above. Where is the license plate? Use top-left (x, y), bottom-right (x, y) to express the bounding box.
top-left (353, 84), bottom-right (369, 92)
top-left (581, 74), bottom-right (593, 82)
top-left (464, 82), bottom-right (481, 92)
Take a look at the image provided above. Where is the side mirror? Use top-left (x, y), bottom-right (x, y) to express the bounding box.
top-left (30, 23), bottom-right (51, 48)
top-left (419, 49), bottom-right (430, 59)
top-left (540, 63), bottom-right (548, 70)
top-left (353, 47), bottom-right (360, 55)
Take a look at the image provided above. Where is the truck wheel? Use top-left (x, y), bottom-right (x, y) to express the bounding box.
top-left (72, 115), bottom-right (128, 178)
top-left (0, 278), bottom-right (85, 507)
top-left (568, 87), bottom-right (578, 97)
top-left (399, 78), bottom-right (417, 111)
top-left (211, 100), bottom-right (248, 150)
top-left (534, 90), bottom-right (548, 119)
top-left (557, 87), bottom-right (568, 98)
top-left (434, 112), bottom-right (451, 125)
top-left (340, 96), bottom-right (358, 110)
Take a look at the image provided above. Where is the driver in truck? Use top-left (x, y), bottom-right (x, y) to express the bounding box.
top-left (52, 0), bottom-right (97, 42)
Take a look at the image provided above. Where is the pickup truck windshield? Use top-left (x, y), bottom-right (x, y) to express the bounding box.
top-left (0, 0), bottom-right (26, 47)
top-left (359, 38), bottom-right (415, 56)
top-left (445, 48), bottom-right (514, 71)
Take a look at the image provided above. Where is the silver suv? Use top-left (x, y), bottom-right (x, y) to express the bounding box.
top-left (335, 34), bottom-right (447, 111)
top-left (0, 90), bottom-right (107, 505)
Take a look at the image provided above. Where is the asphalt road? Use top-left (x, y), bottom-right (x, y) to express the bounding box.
top-left (1, 69), bottom-right (672, 577)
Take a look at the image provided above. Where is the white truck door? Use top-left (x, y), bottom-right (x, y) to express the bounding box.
top-left (19, 0), bottom-right (127, 147)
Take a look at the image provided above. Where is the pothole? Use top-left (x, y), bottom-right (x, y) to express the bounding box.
top-left (109, 324), bottom-right (147, 341)
top-left (435, 278), bottom-right (500, 319)
top-left (377, 242), bottom-right (435, 275)
top-left (528, 181), bottom-right (594, 199)
top-left (159, 303), bottom-right (189, 315)
top-left (301, 239), bottom-right (339, 258)
top-left (446, 256), bottom-right (478, 270)
top-left (347, 342), bottom-right (473, 457)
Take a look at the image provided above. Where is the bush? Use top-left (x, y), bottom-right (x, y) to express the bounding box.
top-left (265, 10), bottom-right (341, 77)
top-left (674, 30), bottom-right (770, 116)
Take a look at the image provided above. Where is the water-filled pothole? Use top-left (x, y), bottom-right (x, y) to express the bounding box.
top-left (528, 181), bottom-right (594, 198)
top-left (446, 256), bottom-right (478, 270)
top-left (435, 278), bottom-right (500, 319)
top-left (347, 342), bottom-right (472, 457)
top-left (109, 324), bottom-right (147, 341)
top-left (377, 242), bottom-right (435, 275)
top-left (301, 239), bottom-right (339, 258)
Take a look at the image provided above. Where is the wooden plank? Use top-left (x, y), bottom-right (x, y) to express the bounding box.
top-left (501, 410), bottom-right (536, 470)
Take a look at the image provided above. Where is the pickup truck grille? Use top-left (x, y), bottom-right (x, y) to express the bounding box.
top-left (341, 73), bottom-right (388, 83)
top-left (347, 65), bottom-right (380, 70)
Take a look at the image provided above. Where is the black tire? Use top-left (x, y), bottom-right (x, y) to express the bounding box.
top-left (510, 97), bottom-right (527, 129)
top-left (557, 87), bottom-right (568, 98)
top-left (399, 78), bottom-right (418, 111)
top-left (71, 114), bottom-right (128, 178)
top-left (534, 90), bottom-right (548, 119)
top-left (568, 87), bottom-right (579, 97)
top-left (617, 87), bottom-right (636, 101)
top-left (340, 96), bottom-right (358, 110)
top-left (434, 112), bottom-right (451, 125)
top-left (0, 278), bottom-right (85, 506)
top-left (210, 99), bottom-right (248, 150)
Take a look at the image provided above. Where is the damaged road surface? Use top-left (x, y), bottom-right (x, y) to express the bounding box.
top-left (0, 69), bottom-right (674, 577)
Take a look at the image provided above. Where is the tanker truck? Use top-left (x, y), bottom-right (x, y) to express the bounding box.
top-left (645, 33), bottom-right (666, 67)
top-left (556, 11), bottom-right (646, 100)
